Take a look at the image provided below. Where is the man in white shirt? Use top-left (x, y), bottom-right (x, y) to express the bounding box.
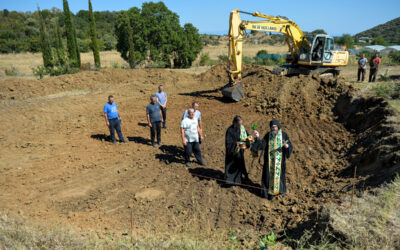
top-left (181, 108), bottom-right (205, 167)
top-left (182, 102), bottom-right (202, 129)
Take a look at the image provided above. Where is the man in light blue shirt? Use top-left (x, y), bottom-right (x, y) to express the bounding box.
top-left (155, 85), bottom-right (168, 129)
top-left (104, 95), bottom-right (126, 144)
top-left (357, 54), bottom-right (368, 82)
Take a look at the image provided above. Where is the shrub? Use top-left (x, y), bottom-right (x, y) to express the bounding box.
top-left (256, 50), bottom-right (268, 57)
top-left (111, 62), bottom-right (120, 68)
top-left (217, 55), bottom-right (228, 62)
top-left (4, 66), bottom-right (18, 76)
top-left (388, 51), bottom-right (400, 65)
top-left (199, 53), bottom-right (215, 66)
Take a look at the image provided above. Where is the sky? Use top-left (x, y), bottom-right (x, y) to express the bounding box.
top-left (1, 0), bottom-right (399, 36)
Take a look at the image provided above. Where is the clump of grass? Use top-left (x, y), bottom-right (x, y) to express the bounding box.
top-left (4, 65), bottom-right (18, 76)
top-left (199, 53), bottom-right (216, 66)
top-left (324, 177), bottom-right (400, 249)
top-left (370, 82), bottom-right (400, 98)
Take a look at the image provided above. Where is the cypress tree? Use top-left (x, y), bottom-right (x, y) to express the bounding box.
top-left (63, 0), bottom-right (80, 67)
top-left (38, 7), bottom-right (53, 68)
top-left (54, 18), bottom-right (66, 66)
top-left (88, 0), bottom-right (101, 68)
top-left (126, 16), bottom-right (135, 69)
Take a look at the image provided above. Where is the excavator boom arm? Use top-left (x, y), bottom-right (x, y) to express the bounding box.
top-left (228, 10), bottom-right (305, 80)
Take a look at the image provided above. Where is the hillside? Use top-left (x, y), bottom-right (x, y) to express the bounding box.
top-left (355, 17), bottom-right (400, 43)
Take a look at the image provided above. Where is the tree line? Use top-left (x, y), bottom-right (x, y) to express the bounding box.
top-left (5, 1), bottom-right (203, 77)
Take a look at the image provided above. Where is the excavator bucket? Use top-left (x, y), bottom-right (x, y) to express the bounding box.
top-left (221, 82), bottom-right (245, 102)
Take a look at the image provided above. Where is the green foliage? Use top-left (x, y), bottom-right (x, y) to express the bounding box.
top-left (201, 35), bottom-right (220, 46)
top-left (371, 36), bottom-right (388, 46)
top-left (217, 54), bottom-right (228, 62)
top-left (336, 34), bottom-right (354, 49)
top-left (88, 0), bottom-right (101, 68)
top-left (251, 122), bottom-right (258, 130)
top-left (256, 50), bottom-right (268, 56)
top-left (388, 51), bottom-right (400, 65)
top-left (32, 61), bottom-right (80, 79)
top-left (259, 233), bottom-right (276, 249)
top-left (4, 66), bottom-right (18, 76)
top-left (311, 29), bottom-right (327, 34)
top-left (226, 228), bottom-right (240, 249)
top-left (115, 2), bottom-right (202, 68)
top-left (243, 56), bottom-right (253, 64)
top-left (53, 18), bottom-right (66, 66)
top-left (38, 7), bottom-right (53, 68)
top-left (355, 17), bottom-right (400, 44)
top-left (63, 0), bottom-right (80, 67)
top-left (199, 53), bottom-right (215, 66)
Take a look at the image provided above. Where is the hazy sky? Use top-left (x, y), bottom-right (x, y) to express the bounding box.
top-left (1, 0), bottom-right (399, 36)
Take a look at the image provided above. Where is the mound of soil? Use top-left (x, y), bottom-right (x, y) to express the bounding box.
top-left (0, 64), bottom-right (398, 244)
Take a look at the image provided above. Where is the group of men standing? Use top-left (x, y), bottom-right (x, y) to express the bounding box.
top-left (103, 87), bottom-right (293, 200)
top-left (357, 52), bottom-right (381, 82)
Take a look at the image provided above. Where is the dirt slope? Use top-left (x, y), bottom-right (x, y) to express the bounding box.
top-left (0, 65), bottom-right (398, 243)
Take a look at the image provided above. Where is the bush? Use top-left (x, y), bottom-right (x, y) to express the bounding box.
top-left (388, 51), bottom-right (400, 65)
top-left (4, 66), bottom-right (18, 76)
top-left (145, 61), bottom-right (166, 68)
top-left (199, 53), bottom-right (215, 66)
top-left (32, 63), bottom-right (80, 79)
top-left (111, 62), bottom-right (120, 69)
top-left (217, 54), bottom-right (228, 62)
top-left (256, 50), bottom-right (268, 57)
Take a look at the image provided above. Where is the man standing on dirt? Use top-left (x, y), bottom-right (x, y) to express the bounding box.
top-left (357, 54), bottom-right (368, 82)
top-left (146, 95), bottom-right (164, 147)
top-left (155, 85), bottom-right (168, 129)
top-left (181, 108), bottom-right (206, 167)
top-left (369, 53), bottom-right (381, 82)
top-left (252, 120), bottom-right (293, 200)
top-left (104, 95), bottom-right (127, 144)
top-left (182, 102), bottom-right (202, 129)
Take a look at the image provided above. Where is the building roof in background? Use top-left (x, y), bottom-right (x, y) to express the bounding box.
top-left (364, 45), bottom-right (386, 51)
top-left (388, 45), bottom-right (400, 51)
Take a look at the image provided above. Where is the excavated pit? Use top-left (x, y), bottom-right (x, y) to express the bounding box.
top-left (0, 64), bottom-right (398, 243)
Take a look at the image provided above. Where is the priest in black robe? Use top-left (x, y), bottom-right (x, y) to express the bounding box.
top-left (251, 120), bottom-right (293, 199)
top-left (225, 116), bottom-right (250, 186)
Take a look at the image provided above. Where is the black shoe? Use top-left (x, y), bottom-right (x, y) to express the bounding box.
top-left (112, 140), bottom-right (117, 144)
top-left (185, 162), bottom-right (191, 167)
top-left (198, 160), bottom-right (206, 166)
top-left (281, 193), bottom-right (286, 197)
top-left (163, 126), bottom-right (167, 129)
top-left (120, 140), bottom-right (127, 143)
top-left (267, 194), bottom-right (273, 200)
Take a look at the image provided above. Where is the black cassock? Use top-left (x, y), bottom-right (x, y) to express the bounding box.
top-left (225, 125), bottom-right (249, 185)
top-left (252, 131), bottom-right (293, 198)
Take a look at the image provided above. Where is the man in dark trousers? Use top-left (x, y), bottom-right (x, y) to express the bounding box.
top-left (146, 95), bottom-right (163, 147)
top-left (369, 53), bottom-right (381, 82)
top-left (357, 53), bottom-right (368, 82)
top-left (103, 95), bottom-right (126, 144)
top-left (155, 85), bottom-right (168, 129)
top-left (225, 116), bottom-right (250, 186)
top-left (252, 120), bottom-right (293, 200)
top-left (181, 108), bottom-right (205, 167)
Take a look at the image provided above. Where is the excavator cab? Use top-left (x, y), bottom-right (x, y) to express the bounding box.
top-left (298, 34), bottom-right (335, 65)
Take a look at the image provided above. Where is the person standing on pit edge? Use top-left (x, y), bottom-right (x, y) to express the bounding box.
top-left (155, 85), bottom-right (168, 129)
top-left (146, 95), bottom-right (164, 147)
top-left (369, 53), bottom-right (381, 83)
top-left (357, 53), bottom-right (368, 82)
top-left (104, 95), bottom-right (127, 144)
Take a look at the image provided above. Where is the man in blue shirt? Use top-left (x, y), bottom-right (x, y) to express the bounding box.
top-left (146, 95), bottom-right (164, 147)
top-left (104, 95), bottom-right (126, 144)
top-left (155, 85), bottom-right (168, 129)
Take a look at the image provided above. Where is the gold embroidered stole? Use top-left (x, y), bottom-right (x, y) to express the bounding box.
top-left (268, 130), bottom-right (283, 195)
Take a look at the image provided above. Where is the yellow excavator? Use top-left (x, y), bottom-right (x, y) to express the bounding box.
top-left (222, 9), bottom-right (349, 101)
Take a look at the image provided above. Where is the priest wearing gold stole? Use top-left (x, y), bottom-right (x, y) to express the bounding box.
top-left (252, 120), bottom-right (293, 200)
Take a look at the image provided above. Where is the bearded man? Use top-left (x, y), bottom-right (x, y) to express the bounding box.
top-left (252, 120), bottom-right (293, 200)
